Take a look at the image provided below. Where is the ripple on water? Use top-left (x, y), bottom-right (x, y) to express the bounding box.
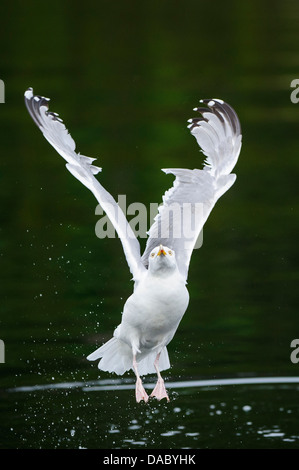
top-left (4, 375), bottom-right (299, 449)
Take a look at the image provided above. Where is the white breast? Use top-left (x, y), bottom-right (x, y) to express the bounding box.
top-left (117, 270), bottom-right (189, 352)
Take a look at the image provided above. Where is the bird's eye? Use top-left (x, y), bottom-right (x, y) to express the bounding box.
top-left (168, 250), bottom-right (172, 255)
top-left (151, 253), bottom-right (155, 258)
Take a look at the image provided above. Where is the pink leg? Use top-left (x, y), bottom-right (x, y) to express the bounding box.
top-left (150, 352), bottom-right (170, 402)
top-left (133, 355), bottom-right (149, 403)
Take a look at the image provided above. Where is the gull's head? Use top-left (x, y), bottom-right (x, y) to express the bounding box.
top-left (148, 244), bottom-right (177, 275)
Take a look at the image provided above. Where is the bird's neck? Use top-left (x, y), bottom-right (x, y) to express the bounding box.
top-left (148, 264), bottom-right (178, 279)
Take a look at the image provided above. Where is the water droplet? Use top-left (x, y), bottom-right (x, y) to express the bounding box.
top-left (242, 405), bottom-right (252, 412)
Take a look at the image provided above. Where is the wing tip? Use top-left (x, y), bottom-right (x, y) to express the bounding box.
top-left (25, 88), bottom-right (103, 180)
top-left (24, 87), bottom-right (34, 99)
top-left (188, 97), bottom-right (242, 174)
top-left (189, 97), bottom-right (241, 136)
top-left (24, 87), bottom-right (50, 105)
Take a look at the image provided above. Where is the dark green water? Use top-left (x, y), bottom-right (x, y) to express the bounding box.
top-left (1, 0), bottom-right (299, 449)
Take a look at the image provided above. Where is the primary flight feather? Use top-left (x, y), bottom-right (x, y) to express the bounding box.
top-left (24, 89), bottom-right (242, 402)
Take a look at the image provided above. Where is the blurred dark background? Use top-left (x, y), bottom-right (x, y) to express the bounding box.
top-left (0, 0), bottom-right (298, 449)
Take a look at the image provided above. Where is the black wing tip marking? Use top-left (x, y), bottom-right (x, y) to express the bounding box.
top-left (25, 88), bottom-right (67, 129)
top-left (25, 87), bottom-right (102, 174)
top-left (25, 87), bottom-right (50, 107)
top-left (24, 87), bottom-right (53, 128)
top-left (187, 98), bottom-right (241, 135)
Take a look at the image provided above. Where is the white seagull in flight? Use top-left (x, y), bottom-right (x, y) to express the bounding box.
top-left (25, 88), bottom-right (242, 402)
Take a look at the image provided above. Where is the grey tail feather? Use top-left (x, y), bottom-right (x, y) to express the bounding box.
top-left (87, 337), bottom-right (133, 376)
top-left (87, 337), bottom-right (171, 377)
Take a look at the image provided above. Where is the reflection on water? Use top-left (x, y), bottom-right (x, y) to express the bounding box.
top-left (8, 375), bottom-right (299, 393)
top-left (3, 376), bottom-right (299, 449)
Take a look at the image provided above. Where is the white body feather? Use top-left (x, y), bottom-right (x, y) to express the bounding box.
top-left (87, 266), bottom-right (189, 375)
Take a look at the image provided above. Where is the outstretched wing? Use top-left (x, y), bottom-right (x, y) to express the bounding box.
top-left (141, 98), bottom-right (242, 281)
top-left (24, 88), bottom-right (146, 282)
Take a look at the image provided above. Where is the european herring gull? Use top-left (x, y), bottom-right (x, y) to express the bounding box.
top-left (24, 89), bottom-right (242, 402)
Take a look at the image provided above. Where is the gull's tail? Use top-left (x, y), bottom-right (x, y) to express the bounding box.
top-left (87, 337), bottom-right (170, 376)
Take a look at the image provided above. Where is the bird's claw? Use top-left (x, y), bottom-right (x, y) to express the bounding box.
top-left (135, 378), bottom-right (149, 403)
top-left (150, 378), bottom-right (170, 402)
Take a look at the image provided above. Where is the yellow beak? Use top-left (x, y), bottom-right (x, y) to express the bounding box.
top-left (157, 244), bottom-right (167, 256)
